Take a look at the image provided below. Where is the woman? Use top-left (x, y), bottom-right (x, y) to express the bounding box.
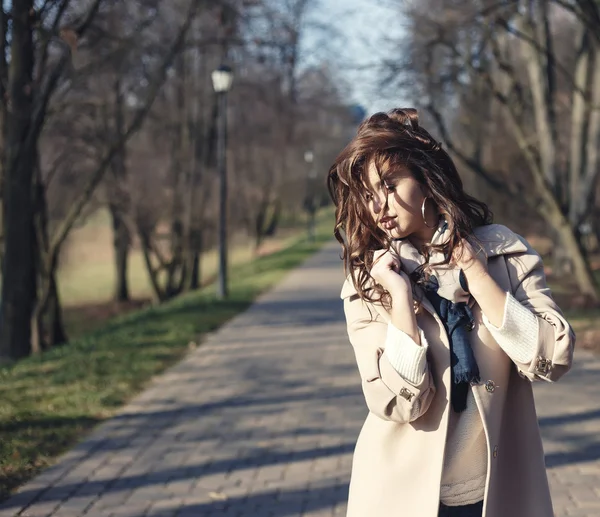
top-left (327, 108), bottom-right (574, 517)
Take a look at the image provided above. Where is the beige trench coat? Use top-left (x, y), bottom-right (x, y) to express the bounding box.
top-left (340, 224), bottom-right (575, 517)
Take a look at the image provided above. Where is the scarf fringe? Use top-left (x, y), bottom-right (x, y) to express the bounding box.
top-left (454, 373), bottom-right (480, 385)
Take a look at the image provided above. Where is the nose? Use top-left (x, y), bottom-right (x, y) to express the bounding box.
top-left (371, 192), bottom-right (385, 215)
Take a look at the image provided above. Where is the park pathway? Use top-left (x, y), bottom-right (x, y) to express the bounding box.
top-left (1, 241), bottom-right (599, 517)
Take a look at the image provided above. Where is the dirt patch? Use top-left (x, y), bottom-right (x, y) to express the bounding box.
top-left (256, 241), bottom-right (285, 257)
top-left (63, 298), bottom-right (152, 338)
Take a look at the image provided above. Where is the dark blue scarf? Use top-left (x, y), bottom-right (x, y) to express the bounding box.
top-left (421, 273), bottom-right (480, 413)
top-left (391, 220), bottom-right (481, 413)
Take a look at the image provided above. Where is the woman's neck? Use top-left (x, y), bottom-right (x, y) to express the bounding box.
top-left (408, 225), bottom-right (437, 251)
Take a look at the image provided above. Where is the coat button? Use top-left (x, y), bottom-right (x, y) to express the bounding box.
top-left (534, 356), bottom-right (553, 376)
top-left (484, 380), bottom-right (496, 393)
top-left (493, 445), bottom-right (499, 458)
top-left (465, 320), bottom-right (475, 332)
top-left (399, 387), bottom-right (415, 402)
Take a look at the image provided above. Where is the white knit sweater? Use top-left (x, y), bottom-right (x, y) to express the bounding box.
top-left (382, 293), bottom-right (539, 506)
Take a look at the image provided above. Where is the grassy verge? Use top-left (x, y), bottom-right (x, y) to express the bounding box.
top-left (0, 210), bottom-right (335, 502)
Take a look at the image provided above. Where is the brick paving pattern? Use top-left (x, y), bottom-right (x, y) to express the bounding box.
top-left (0, 241), bottom-right (598, 516)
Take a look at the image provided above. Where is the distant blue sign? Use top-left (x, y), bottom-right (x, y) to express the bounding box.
top-left (349, 104), bottom-right (367, 124)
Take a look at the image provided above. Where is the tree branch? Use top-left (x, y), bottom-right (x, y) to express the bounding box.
top-left (31, 0), bottom-right (103, 155)
top-left (515, 10), bottom-right (557, 188)
top-left (424, 101), bottom-right (512, 194)
top-left (48, 0), bottom-right (204, 261)
top-left (495, 15), bottom-right (591, 100)
top-left (38, 0), bottom-right (71, 81)
top-left (569, 23), bottom-right (591, 223)
top-left (431, 35), bottom-right (551, 196)
top-left (577, 48), bottom-right (600, 225)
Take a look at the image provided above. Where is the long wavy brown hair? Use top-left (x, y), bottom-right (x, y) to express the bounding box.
top-left (327, 108), bottom-right (493, 305)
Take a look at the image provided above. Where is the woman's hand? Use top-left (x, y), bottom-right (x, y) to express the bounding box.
top-left (452, 238), bottom-right (489, 287)
top-left (371, 248), bottom-right (420, 344)
top-left (370, 249), bottom-right (412, 299)
top-left (453, 237), bottom-right (507, 327)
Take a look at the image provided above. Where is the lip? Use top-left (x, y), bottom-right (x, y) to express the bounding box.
top-left (380, 217), bottom-right (397, 230)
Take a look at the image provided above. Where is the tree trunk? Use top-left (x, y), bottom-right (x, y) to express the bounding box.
top-left (47, 271), bottom-right (67, 347)
top-left (190, 251), bottom-right (201, 290)
top-left (167, 219), bottom-right (184, 298)
top-left (30, 166), bottom-right (67, 352)
top-left (568, 24), bottom-right (590, 224)
top-left (254, 200), bottom-right (268, 251)
top-left (0, 0), bottom-right (36, 362)
top-left (543, 201), bottom-right (599, 302)
top-left (183, 229), bottom-right (202, 292)
top-left (518, 6), bottom-right (558, 191)
top-left (30, 273), bottom-right (67, 351)
top-left (109, 201), bottom-right (130, 302)
top-left (31, 174), bottom-right (46, 355)
top-left (108, 76), bottom-right (130, 302)
top-left (30, 303), bottom-right (43, 355)
top-left (264, 200), bottom-right (281, 237)
top-left (0, 5), bottom-right (8, 270)
top-left (137, 225), bottom-right (167, 303)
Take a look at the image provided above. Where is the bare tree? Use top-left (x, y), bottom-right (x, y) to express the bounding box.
top-left (0, 0), bottom-right (104, 361)
top-left (0, 0), bottom-right (355, 361)
top-left (0, 0), bottom-right (205, 361)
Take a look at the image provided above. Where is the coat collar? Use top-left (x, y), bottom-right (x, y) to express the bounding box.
top-left (473, 224), bottom-right (528, 258)
top-left (340, 224), bottom-right (527, 300)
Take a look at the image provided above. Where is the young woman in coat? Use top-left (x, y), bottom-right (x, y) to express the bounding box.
top-left (327, 108), bottom-right (575, 517)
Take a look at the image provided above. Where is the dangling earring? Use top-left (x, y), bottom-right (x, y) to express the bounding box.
top-left (421, 197), bottom-right (438, 229)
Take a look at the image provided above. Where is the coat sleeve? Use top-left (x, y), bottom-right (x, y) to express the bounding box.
top-left (487, 241), bottom-right (575, 382)
top-left (343, 289), bottom-right (436, 423)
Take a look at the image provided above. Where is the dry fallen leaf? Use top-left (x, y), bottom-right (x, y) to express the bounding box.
top-left (59, 28), bottom-right (78, 52)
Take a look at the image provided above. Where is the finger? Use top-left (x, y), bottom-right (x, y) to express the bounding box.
top-left (373, 249), bottom-right (392, 265)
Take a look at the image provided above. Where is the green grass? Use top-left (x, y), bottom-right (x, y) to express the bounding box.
top-left (0, 210), bottom-right (335, 502)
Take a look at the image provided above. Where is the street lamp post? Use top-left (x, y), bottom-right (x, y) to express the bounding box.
top-left (304, 150), bottom-right (317, 242)
top-left (211, 65), bottom-right (234, 300)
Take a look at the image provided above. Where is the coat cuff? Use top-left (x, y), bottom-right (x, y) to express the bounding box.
top-left (383, 323), bottom-right (429, 385)
top-left (482, 292), bottom-right (539, 364)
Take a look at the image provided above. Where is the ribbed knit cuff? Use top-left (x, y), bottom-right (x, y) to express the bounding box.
top-left (482, 292), bottom-right (539, 364)
top-left (383, 323), bottom-right (428, 385)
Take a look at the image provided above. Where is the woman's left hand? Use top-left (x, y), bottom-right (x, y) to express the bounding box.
top-left (452, 238), bottom-right (488, 283)
top-left (452, 237), bottom-right (507, 328)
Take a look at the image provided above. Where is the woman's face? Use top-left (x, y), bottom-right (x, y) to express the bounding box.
top-left (363, 161), bottom-right (434, 241)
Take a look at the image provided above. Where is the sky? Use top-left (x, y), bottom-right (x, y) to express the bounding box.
top-left (303, 0), bottom-right (409, 114)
